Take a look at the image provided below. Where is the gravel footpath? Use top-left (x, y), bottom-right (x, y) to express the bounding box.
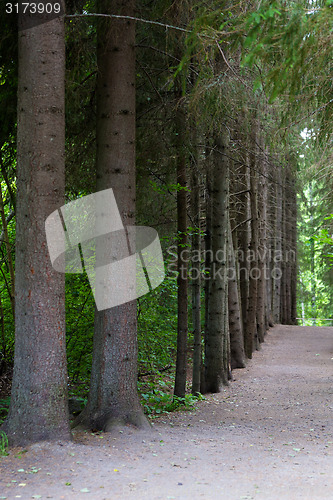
top-left (1, 325), bottom-right (332, 499)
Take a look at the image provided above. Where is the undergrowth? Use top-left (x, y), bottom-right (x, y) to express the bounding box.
top-left (138, 375), bottom-right (205, 417)
top-left (0, 430), bottom-right (8, 456)
top-left (0, 397), bottom-right (10, 426)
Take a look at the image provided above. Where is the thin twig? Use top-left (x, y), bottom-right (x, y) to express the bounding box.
top-left (230, 189), bottom-right (250, 197)
top-left (65, 13), bottom-right (190, 33)
top-left (215, 41), bottom-right (252, 91)
top-left (232, 217), bottom-right (251, 233)
top-left (278, 98), bottom-right (333, 134)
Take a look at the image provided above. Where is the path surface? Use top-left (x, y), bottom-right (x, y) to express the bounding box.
top-left (1, 325), bottom-right (332, 499)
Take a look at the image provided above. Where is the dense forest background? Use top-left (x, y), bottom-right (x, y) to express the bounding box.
top-left (0, 0), bottom-right (332, 446)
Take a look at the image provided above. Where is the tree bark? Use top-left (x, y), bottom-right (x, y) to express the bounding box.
top-left (256, 137), bottom-right (268, 342)
top-left (204, 130), bottom-right (229, 392)
top-left (228, 220), bottom-right (246, 369)
top-left (244, 121), bottom-right (259, 358)
top-left (174, 91), bottom-right (188, 399)
top-left (74, 0), bottom-right (149, 431)
top-left (290, 170), bottom-right (298, 324)
top-left (190, 131), bottom-right (202, 395)
top-left (266, 152), bottom-right (275, 328)
top-left (280, 167), bottom-right (288, 324)
top-left (201, 154), bottom-right (212, 394)
top-left (236, 151), bottom-right (251, 345)
top-left (2, 6), bottom-right (71, 445)
top-left (272, 163), bottom-right (283, 323)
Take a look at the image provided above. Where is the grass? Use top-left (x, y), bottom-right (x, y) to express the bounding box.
top-left (0, 430), bottom-right (8, 456)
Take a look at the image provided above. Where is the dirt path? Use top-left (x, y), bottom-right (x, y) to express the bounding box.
top-left (1, 325), bottom-right (332, 500)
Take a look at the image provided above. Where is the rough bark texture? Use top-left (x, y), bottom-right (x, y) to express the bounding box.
top-left (266, 150), bottom-right (275, 328)
top-left (272, 164), bottom-right (283, 323)
top-left (201, 157), bottom-right (212, 394)
top-left (228, 221), bottom-right (246, 369)
top-left (174, 92), bottom-right (188, 399)
top-left (280, 168), bottom-right (288, 325)
top-left (244, 122), bottom-right (259, 358)
top-left (256, 139), bottom-right (268, 343)
top-left (190, 135), bottom-right (202, 395)
top-left (236, 153), bottom-right (251, 344)
top-left (1, 8), bottom-right (71, 445)
top-left (74, 0), bottom-right (149, 431)
top-left (204, 131), bottom-right (229, 392)
top-left (290, 171), bottom-right (298, 324)
top-left (280, 159), bottom-right (297, 325)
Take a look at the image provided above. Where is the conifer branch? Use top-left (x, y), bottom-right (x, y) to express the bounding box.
top-left (65, 13), bottom-right (191, 33)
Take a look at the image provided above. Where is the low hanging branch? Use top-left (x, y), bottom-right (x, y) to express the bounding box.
top-left (65, 13), bottom-right (191, 33)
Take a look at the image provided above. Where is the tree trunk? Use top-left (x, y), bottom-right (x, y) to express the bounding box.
top-left (309, 182), bottom-right (316, 325)
top-left (272, 164), bottom-right (283, 323)
top-left (74, 0), bottom-right (149, 431)
top-left (2, 7), bottom-right (71, 445)
top-left (190, 131), bottom-right (202, 395)
top-left (174, 91), bottom-right (188, 399)
top-left (204, 131), bottom-right (229, 392)
top-left (256, 138), bottom-right (267, 342)
top-left (280, 168), bottom-right (288, 324)
top-left (266, 152), bottom-right (275, 328)
top-left (290, 171), bottom-right (298, 324)
top-left (228, 220), bottom-right (246, 369)
top-left (201, 154), bottom-right (212, 394)
top-left (244, 122), bottom-right (259, 358)
top-left (236, 151), bottom-right (251, 345)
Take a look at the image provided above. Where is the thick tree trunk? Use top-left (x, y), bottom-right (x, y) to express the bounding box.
top-left (282, 159), bottom-right (297, 325)
top-left (2, 8), bottom-right (71, 445)
top-left (204, 131), bottom-right (229, 392)
top-left (256, 140), bottom-right (268, 342)
top-left (280, 168), bottom-right (288, 324)
top-left (201, 156), bottom-right (212, 394)
top-left (272, 164), bottom-right (283, 323)
top-left (190, 134), bottom-right (202, 395)
top-left (174, 91), bottom-right (188, 399)
top-left (290, 173), bottom-right (298, 324)
top-left (236, 154), bottom-right (251, 345)
top-left (228, 221), bottom-right (246, 369)
top-left (74, 0), bottom-right (149, 431)
top-left (266, 153), bottom-right (275, 328)
top-left (244, 123), bottom-right (259, 358)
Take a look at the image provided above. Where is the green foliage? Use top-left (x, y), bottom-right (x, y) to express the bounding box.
top-left (313, 227), bottom-right (333, 263)
top-left (65, 274), bottom-right (95, 383)
top-left (65, 3), bottom-right (97, 195)
top-left (298, 179), bottom-right (333, 325)
top-left (139, 377), bottom-right (204, 417)
top-left (0, 181), bottom-right (15, 367)
top-left (0, 397), bottom-right (10, 425)
top-left (138, 272), bottom-right (178, 374)
top-left (0, 7), bottom-right (18, 145)
top-left (0, 430), bottom-right (8, 456)
top-left (242, 0), bottom-right (333, 140)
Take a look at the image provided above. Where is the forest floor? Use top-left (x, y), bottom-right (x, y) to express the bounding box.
top-left (0, 324), bottom-right (332, 500)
